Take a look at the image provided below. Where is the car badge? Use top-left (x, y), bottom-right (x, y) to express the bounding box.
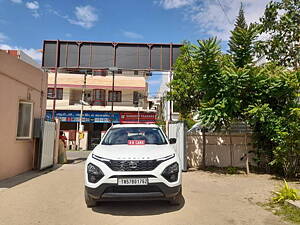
top-left (128, 161), bottom-right (138, 169)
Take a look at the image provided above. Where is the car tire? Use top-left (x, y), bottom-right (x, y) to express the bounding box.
top-left (169, 188), bottom-right (182, 205)
top-left (85, 189), bottom-right (97, 208)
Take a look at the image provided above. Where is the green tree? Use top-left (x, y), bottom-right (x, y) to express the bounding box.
top-left (168, 35), bottom-right (300, 175)
top-left (195, 38), bottom-right (251, 166)
top-left (233, 3), bottom-right (247, 30)
top-left (245, 67), bottom-right (300, 176)
top-left (195, 37), bottom-right (223, 105)
top-left (196, 38), bottom-right (257, 130)
top-left (228, 3), bottom-right (259, 68)
top-left (258, 0), bottom-right (300, 69)
top-left (166, 42), bottom-right (202, 119)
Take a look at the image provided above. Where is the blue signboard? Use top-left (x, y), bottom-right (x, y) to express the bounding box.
top-left (46, 111), bottom-right (120, 123)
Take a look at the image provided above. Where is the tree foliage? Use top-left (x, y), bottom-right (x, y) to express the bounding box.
top-left (166, 42), bottom-right (202, 119)
top-left (245, 67), bottom-right (300, 176)
top-left (233, 3), bottom-right (247, 30)
top-left (228, 3), bottom-right (259, 68)
top-left (257, 0), bottom-right (300, 69)
top-left (169, 38), bottom-right (300, 176)
top-left (168, 0), bottom-right (300, 176)
top-left (195, 39), bottom-right (243, 130)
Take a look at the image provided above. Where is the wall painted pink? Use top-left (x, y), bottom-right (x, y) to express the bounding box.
top-left (0, 51), bottom-right (47, 180)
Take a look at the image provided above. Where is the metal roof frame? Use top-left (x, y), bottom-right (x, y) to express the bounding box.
top-left (42, 40), bottom-right (183, 72)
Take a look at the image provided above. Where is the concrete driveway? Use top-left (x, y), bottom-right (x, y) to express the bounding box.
top-left (0, 161), bottom-right (288, 225)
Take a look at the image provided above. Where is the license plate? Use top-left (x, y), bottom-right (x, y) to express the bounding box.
top-left (118, 178), bottom-right (148, 186)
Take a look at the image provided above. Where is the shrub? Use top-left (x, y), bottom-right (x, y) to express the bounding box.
top-left (272, 180), bottom-right (300, 204)
top-left (227, 167), bottom-right (238, 174)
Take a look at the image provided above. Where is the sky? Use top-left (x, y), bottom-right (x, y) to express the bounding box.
top-left (0, 0), bottom-right (272, 96)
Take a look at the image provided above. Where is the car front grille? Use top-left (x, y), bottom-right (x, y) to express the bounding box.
top-left (103, 160), bottom-right (162, 171)
top-left (104, 185), bottom-right (161, 193)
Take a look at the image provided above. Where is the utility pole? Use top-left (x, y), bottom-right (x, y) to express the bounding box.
top-left (52, 68), bottom-right (58, 120)
top-left (78, 71), bottom-right (87, 150)
top-left (137, 93), bottom-right (145, 123)
top-left (111, 70), bottom-right (115, 125)
top-left (169, 71), bottom-right (173, 122)
top-left (52, 40), bottom-right (60, 121)
top-left (169, 43), bottom-right (173, 123)
top-left (109, 67), bottom-right (118, 125)
top-left (137, 98), bottom-right (140, 123)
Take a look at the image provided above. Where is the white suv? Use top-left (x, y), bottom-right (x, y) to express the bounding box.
top-left (84, 124), bottom-right (182, 207)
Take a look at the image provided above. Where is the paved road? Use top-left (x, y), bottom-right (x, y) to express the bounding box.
top-left (66, 150), bottom-right (92, 161)
top-left (0, 162), bottom-right (288, 225)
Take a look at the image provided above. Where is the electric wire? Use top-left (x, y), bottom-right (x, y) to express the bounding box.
top-left (216, 0), bottom-right (233, 25)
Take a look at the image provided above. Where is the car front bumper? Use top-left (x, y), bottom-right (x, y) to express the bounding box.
top-left (85, 183), bottom-right (181, 201)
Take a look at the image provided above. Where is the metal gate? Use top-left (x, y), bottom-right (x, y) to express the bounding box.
top-left (169, 121), bottom-right (187, 171)
top-left (39, 120), bottom-right (56, 170)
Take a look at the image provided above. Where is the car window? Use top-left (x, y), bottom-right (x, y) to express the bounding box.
top-left (102, 127), bottom-right (168, 145)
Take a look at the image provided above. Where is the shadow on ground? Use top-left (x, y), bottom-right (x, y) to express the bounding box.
top-left (200, 166), bottom-right (247, 175)
top-left (92, 197), bottom-right (185, 216)
top-left (199, 166), bottom-right (276, 176)
top-left (67, 158), bottom-right (87, 164)
top-left (0, 152), bottom-right (89, 189)
top-left (0, 165), bottom-right (62, 189)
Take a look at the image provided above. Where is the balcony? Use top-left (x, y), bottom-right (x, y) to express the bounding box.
top-left (69, 89), bottom-right (108, 106)
top-left (47, 87), bottom-right (148, 112)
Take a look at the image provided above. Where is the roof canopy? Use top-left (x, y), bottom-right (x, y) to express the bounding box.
top-left (42, 40), bottom-right (183, 71)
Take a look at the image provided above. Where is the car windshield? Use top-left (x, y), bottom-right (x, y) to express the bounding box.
top-left (102, 127), bottom-right (168, 145)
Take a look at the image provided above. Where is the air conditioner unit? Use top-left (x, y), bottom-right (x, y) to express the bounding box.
top-left (33, 118), bottom-right (43, 138)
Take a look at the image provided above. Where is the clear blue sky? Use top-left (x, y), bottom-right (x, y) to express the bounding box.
top-left (0, 0), bottom-right (271, 96)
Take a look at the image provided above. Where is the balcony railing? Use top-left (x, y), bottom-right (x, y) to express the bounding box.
top-left (90, 100), bottom-right (106, 106)
top-left (69, 99), bottom-right (107, 106)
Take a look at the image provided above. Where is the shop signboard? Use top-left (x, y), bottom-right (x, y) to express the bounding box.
top-left (120, 112), bottom-right (156, 124)
top-left (46, 111), bottom-right (120, 123)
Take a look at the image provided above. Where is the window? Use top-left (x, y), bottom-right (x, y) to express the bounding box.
top-left (102, 127), bottom-right (167, 145)
top-left (93, 70), bottom-right (107, 76)
top-left (92, 89), bottom-right (106, 106)
top-left (47, 88), bottom-right (54, 99)
top-left (133, 91), bottom-right (140, 105)
top-left (16, 101), bottom-right (33, 139)
top-left (84, 92), bottom-right (92, 103)
top-left (47, 88), bottom-right (63, 100)
top-left (108, 91), bottom-right (121, 102)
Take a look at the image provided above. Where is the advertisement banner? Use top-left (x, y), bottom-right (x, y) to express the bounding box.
top-left (120, 112), bottom-right (156, 124)
top-left (46, 111), bottom-right (120, 123)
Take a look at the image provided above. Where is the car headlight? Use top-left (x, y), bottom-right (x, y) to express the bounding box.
top-left (162, 162), bottom-right (179, 182)
top-left (87, 163), bottom-right (104, 183)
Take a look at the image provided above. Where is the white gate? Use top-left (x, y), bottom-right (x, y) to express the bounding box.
top-left (169, 121), bottom-right (187, 171)
top-left (39, 121), bottom-right (56, 170)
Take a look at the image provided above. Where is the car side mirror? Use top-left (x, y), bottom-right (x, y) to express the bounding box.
top-left (169, 138), bottom-right (176, 144)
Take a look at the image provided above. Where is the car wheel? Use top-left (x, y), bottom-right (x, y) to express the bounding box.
top-left (169, 188), bottom-right (182, 205)
top-left (85, 189), bottom-right (97, 208)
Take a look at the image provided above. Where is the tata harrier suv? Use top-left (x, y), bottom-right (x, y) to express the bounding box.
top-left (84, 124), bottom-right (182, 207)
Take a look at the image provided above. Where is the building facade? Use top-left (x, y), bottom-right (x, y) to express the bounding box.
top-left (0, 50), bottom-right (47, 180)
top-left (46, 70), bottom-right (156, 150)
top-left (155, 71), bottom-right (179, 122)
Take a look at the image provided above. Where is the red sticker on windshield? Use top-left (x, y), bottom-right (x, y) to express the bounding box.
top-left (128, 140), bottom-right (145, 145)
